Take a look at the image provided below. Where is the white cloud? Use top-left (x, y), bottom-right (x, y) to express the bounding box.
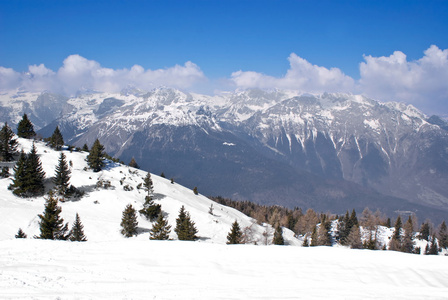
top-left (359, 45), bottom-right (448, 114)
top-left (0, 55), bottom-right (207, 96)
top-left (231, 53), bottom-right (355, 93)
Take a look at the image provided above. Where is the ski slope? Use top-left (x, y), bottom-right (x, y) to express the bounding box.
top-left (1, 138), bottom-right (448, 299)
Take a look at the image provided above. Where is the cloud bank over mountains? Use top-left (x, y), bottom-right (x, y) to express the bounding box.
top-left (1, 45), bottom-right (447, 114)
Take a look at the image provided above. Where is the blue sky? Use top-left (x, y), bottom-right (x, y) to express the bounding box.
top-left (1, 0), bottom-right (448, 114)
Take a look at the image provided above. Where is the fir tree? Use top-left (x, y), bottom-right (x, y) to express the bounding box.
top-left (120, 204), bottom-right (138, 237)
top-left (438, 221), bottom-right (448, 249)
top-left (82, 144), bottom-right (89, 152)
top-left (389, 216), bottom-right (403, 251)
top-left (175, 205), bottom-right (198, 241)
top-left (139, 195), bottom-right (161, 221)
top-left (53, 152), bottom-right (71, 196)
top-left (69, 213), bottom-right (87, 241)
top-left (193, 187), bottom-right (198, 195)
top-left (10, 150), bottom-right (27, 195)
top-left (401, 216), bottom-right (415, 253)
top-left (150, 213), bottom-right (172, 240)
top-left (49, 126), bottom-right (64, 150)
top-left (87, 139), bottom-right (105, 172)
top-left (36, 194), bottom-right (69, 240)
top-left (129, 157), bottom-right (139, 169)
top-left (23, 143), bottom-right (46, 197)
top-left (317, 218), bottom-right (332, 246)
top-left (419, 222), bottom-right (430, 241)
top-left (17, 114), bottom-right (35, 138)
top-left (143, 173), bottom-right (153, 196)
top-left (0, 122), bottom-right (18, 161)
top-left (15, 228), bottom-right (27, 238)
top-left (273, 225), bottom-right (285, 245)
top-left (425, 235), bottom-right (439, 255)
top-left (227, 220), bottom-right (243, 244)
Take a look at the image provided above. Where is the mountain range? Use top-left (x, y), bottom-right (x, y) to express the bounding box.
top-left (1, 87), bottom-right (448, 222)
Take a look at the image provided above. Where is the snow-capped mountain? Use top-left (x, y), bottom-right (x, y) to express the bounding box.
top-left (2, 88), bottom-right (448, 222)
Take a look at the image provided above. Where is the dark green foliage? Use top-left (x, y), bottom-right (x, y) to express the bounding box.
top-left (129, 157), bottom-right (139, 169)
top-left (419, 222), bottom-right (430, 241)
top-left (48, 126), bottom-right (64, 150)
top-left (170, 178), bottom-right (174, 184)
top-left (160, 172), bottom-right (165, 178)
top-left (193, 187), bottom-right (198, 195)
top-left (385, 218), bottom-right (391, 228)
top-left (362, 230), bottom-right (379, 250)
top-left (389, 216), bottom-right (403, 251)
top-left (338, 210), bottom-right (357, 245)
top-left (15, 228), bottom-right (27, 238)
top-left (53, 152), bottom-right (71, 196)
top-left (120, 204), bottom-right (138, 237)
top-left (37, 194), bottom-right (69, 240)
top-left (273, 225), bottom-right (285, 245)
top-left (1, 166), bottom-right (9, 178)
top-left (17, 114), bottom-right (35, 138)
top-left (10, 144), bottom-right (46, 197)
top-left (143, 173), bottom-right (153, 196)
top-left (425, 235), bottom-right (439, 255)
top-left (82, 144), bottom-right (89, 152)
top-left (87, 139), bottom-right (105, 172)
top-left (317, 217), bottom-right (332, 246)
top-left (438, 221), bottom-right (448, 249)
top-left (227, 220), bottom-right (243, 244)
top-left (150, 213), bottom-right (172, 240)
top-left (175, 205), bottom-right (198, 241)
top-left (0, 122), bottom-right (18, 161)
top-left (69, 213), bottom-right (87, 241)
top-left (401, 216), bottom-right (415, 253)
top-left (139, 196), bottom-right (161, 221)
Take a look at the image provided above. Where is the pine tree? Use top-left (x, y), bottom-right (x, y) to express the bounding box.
top-left (150, 213), bottom-right (172, 240)
top-left (23, 143), bottom-right (46, 197)
top-left (389, 216), bottom-right (403, 251)
top-left (227, 220), bottom-right (243, 244)
top-left (87, 139), bottom-right (105, 172)
top-left (15, 228), bottom-right (27, 238)
top-left (317, 218), bottom-right (332, 246)
top-left (48, 126), bottom-right (64, 150)
top-left (426, 235), bottom-right (439, 255)
top-left (120, 204), bottom-right (138, 237)
top-left (143, 173), bottom-right (153, 196)
top-left (139, 195), bottom-right (161, 221)
top-left (129, 157), bottom-right (139, 169)
top-left (419, 222), bottom-right (430, 241)
top-left (82, 144), bottom-right (89, 152)
top-left (36, 194), bottom-right (69, 240)
top-left (10, 150), bottom-right (27, 195)
top-left (53, 152), bottom-right (71, 196)
top-left (69, 213), bottom-right (87, 241)
top-left (193, 187), bottom-right (198, 195)
top-left (438, 221), bottom-right (448, 249)
top-left (175, 205), bottom-right (198, 241)
top-left (401, 216), bottom-right (415, 253)
top-left (273, 225), bottom-right (285, 245)
top-left (17, 114), bottom-right (35, 138)
top-left (0, 122), bottom-right (18, 161)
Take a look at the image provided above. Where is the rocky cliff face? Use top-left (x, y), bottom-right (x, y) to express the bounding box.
top-left (2, 88), bottom-right (448, 221)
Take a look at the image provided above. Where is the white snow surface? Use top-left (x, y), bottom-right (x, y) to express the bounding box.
top-left (1, 139), bottom-right (448, 299)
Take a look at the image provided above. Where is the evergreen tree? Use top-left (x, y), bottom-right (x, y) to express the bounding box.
top-left (53, 152), bottom-right (71, 196)
top-left (48, 126), bottom-right (64, 150)
top-left (24, 143), bottom-right (46, 197)
top-left (15, 228), bottom-right (27, 238)
top-left (129, 157), bottom-right (139, 169)
top-left (419, 222), bottom-right (430, 241)
top-left (310, 226), bottom-right (318, 246)
top-left (120, 204), bottom-right (138, 237)
top-left (82, 144), bottom-right (89, 152)
top-left (36, 194), bottom-right (69, 240)
top-left (317, 218), bottom-right (332, 246)
top-left (302, 233), bottom-right (310, 247)
top-left (175, 205), bottom-right (198, 241)
top-left (69, 213), bottom-right (87, 241)
top-left (389, 216), bottom-right (403, 251)
top-left (273, 225), bottom-right (285, 245)
top-left (17, 114), bottom-right (35, 138)
top-left (438, 221), bottom-right (448, 249)
top-left (193, 187), bottom-right (198, 195)
top-left (150, 213), bottom-right (172, 240)
top-left (425, 235), bottom-right (439, 255)
top-left (227, 220), bottom-right (243, 244)
top-left (87, 139), bottom-right (105, 172)
top-left (401, 216), bottom-right (415, 253)
top-left (347, 225), bottom-right (362, 249)
top-left (10, 150), bottom-right (27, 195)
top-left (139, 195), bottom-right (161, 221)
top-left (143, 173), bottom-right (153, 196)
top-left (0, 122), bottom-right (18, 161)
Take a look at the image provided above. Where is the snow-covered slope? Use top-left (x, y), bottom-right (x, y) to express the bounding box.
top-left (0, 138), bottom-right (277, 244)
